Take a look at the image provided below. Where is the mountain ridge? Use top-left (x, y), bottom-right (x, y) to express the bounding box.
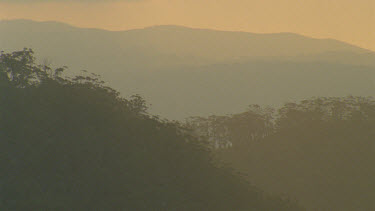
top-left (1, 19), bottom-right (375, 119)
top-left (1, 19), bottom-right (373, 54)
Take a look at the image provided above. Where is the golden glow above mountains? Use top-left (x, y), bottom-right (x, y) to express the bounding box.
top-left (0, 0), bottom-right (374, 50)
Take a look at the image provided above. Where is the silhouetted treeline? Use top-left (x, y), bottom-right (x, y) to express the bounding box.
top-left (0, 49), bottom-right (301, 210)
top-left (187, 97), bottom-right (375, 210)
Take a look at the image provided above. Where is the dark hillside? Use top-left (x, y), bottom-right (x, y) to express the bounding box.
top-left (0, 49), bottom-right (300, 210)
top-left (187, 97), bottom-right (375, 210)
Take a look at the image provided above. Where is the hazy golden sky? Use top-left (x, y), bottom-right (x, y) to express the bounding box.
top-left (1, 0), bottom-right (374, 51)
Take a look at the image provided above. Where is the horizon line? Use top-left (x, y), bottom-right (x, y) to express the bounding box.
top-left (1, 18), bottom-right (374, 52)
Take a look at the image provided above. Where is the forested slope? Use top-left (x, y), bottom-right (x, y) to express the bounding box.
top-left (0, 49), bottom-right (300, 210)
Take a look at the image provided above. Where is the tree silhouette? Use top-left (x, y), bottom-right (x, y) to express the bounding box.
top-left (190, 97), bottom-right (375, 210)
top-left (0, 49), bottom-right (300, 210)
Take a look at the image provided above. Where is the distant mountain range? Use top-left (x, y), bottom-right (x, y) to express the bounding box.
top-left (1, 19), bottom-right (375, 119)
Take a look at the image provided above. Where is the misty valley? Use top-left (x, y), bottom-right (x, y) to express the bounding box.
top-left (1, 20), bottom-right (374, 211)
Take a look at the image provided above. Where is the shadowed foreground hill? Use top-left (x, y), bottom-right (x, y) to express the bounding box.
top-left (0, 49), bottom-right (301, 210)
top-left (187, 97), bottom-right (375, 210)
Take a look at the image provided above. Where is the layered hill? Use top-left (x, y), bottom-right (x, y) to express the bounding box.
top-left (1, 19), bottom-right (375, 119)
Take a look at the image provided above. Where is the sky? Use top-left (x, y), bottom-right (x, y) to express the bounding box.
top-left (0, 0), bottom-right (374, 51)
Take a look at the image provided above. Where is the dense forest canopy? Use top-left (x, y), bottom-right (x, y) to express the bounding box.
top-left (187, 97), bottom-right (375, 210)
top-left (2, 48), bottom-right (374, 210)
top-left (0, 49), bottom-right (301, 210)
